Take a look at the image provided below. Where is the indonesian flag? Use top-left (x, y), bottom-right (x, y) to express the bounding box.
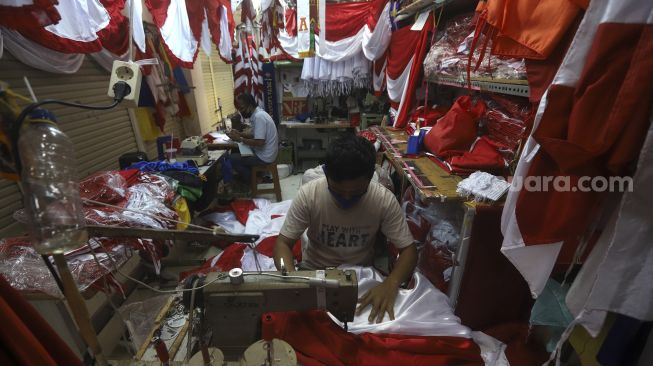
top-left (146, 0), bottom-right (235, 67)
top-left (233, 32), bottom-right (264, 107)
top-left (268, 0), bottom-right (389, 62)
top-left (386, 12), bottom-right (434, 128)
top-left (501, 0), bottom-right (653, 298)
top-left (0, 0), bottom-right (129, 55)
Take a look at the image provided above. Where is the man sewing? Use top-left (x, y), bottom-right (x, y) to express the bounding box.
top-left (226, 93), bottom-right (278, 183)
top-left (274, 134), bottom-right (417, 323)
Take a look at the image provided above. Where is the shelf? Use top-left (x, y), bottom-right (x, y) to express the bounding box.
top-left (370, 126), bottom-right (464, 202)
top-left (427, 74), bottom-right (530, 98)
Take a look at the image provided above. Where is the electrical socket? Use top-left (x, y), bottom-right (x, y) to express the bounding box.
top-left (107, 60), bottom-right (142, 106)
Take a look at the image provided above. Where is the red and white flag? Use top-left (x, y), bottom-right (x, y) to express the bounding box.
top-left (501, 0), bottom-right (653, 301)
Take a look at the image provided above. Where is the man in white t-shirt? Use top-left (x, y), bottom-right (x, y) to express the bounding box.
top-left (274, 135), bottom-right (417, 323)
top-left (227, 93), bottom-right (278, 182)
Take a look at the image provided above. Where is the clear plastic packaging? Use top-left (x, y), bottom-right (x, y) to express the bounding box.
top-left (18, 120), bottom-right (87, 254)
top-left (79, 171), bottom-right (128, 204)
top-left (0, 236), bottom-right (132, 297)
top-left (423, 14), bottom-right (527, 81)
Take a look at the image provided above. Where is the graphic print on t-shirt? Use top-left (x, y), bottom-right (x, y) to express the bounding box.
top-left (318, 224), bottom-right (372, 247)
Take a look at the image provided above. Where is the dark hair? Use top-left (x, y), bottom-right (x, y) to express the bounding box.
top-left (324, 134), bottom-right (376, 181)
top-left (236, 93), bottom-right (257, 108)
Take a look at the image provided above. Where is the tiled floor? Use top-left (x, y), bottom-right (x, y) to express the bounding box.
top-left (254, 172), bottom-right (303, 202)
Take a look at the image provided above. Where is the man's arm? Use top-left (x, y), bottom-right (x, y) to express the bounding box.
top-left (227, 130), bottom-right (265, 147)
top-left (273, 234), bottom-right (297, 271)
top-left (356, 243), bottom-right (417, 323)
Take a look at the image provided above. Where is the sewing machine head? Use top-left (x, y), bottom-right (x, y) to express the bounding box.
top-left (180, 136), bottom-right (209, 165)
top-left (188, 268), bottom-right (358, 360)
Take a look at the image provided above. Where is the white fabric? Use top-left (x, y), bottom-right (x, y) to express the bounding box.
top-left (45, 0), bottom-right (110, 42)
top-left (277, 2), bottom-right (391, 62)
top-left (566, 111), bottom-right (653, 336)
top-left (362, 2), bottom-right (391, 61)
top-left (500, 89), bottom-right (562, 298)
top-left (217, 5), bottom-right (233, 61)
top-left (296, 0), bottom-right (312, 56)
top-left (457, 171), bottom-right (510, 202)
top-left (159, 0), bottom-right (198, 63)
top-left (128, 0), bottom-right (146, 53)
top-left (499, 0), bottom-right (653, 299)
top-left (330, 266), bottom-right (471, 337)
top-left (301, 52), bottom-right (371, 96)
top-left (386, 56), bottom-right (413, 103)
top-left (89, 48), bottom-right (129, 72)
top-left (200, 8), bottom-right (212, 56)
top-left (2, 28), bottom-right (85, 74)
top-left (372, 58), bottom-right (386, 94)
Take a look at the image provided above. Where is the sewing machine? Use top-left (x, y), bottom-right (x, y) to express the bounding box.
top-left (188, 268), bottom-right (358, 362)
top-left (180, 136), bottom-right (209, 165)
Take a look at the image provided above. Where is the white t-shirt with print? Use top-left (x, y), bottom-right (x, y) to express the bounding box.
top-left (280, 178), bottom-right (414, 269)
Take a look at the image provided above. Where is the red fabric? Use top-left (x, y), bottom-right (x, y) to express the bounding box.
top-left (387, 16), bottom-right (435, 128)
top-left (0, 0), bottom-right (60, 31)
top-left (281, 0), bottom-right (385, 41)
top-left (516, 23), bottom-right (653, 249)
top-left (525, 14), bottom-right (582, 103)
top-left (229, 199), bottom-right (257, 225)
top-left (215, 243), bottom-right (248, 271)
top-left (449, 137), bottom-right (507, 171)
top-left (409, 105), bottom-right (447, 127)
top-left (13, 0), bottom-right (127, 54)
top-left (261, 310), bottom-right (484, 366)
top-left (207, 0), bottom-right (235, 63)
top-left (79, 171), bottom-right (128, 204)
top-left (0, 275), bottom-right (83, 366)
top-left (179, 243), bottom-right (248, 281)
top-left (418, 240), bottom-right (453, 293)
top-left (424, 96), bottom-right (486, 158)
top-left (255, 235), bottom-right (302, 262)
top-left (321, 0), bottom-right (386, 41)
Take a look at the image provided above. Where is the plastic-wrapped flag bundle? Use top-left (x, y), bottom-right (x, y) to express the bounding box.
top-left (456, 171), bottom-right (510, 202)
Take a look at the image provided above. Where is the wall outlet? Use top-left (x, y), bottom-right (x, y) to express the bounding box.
top-left (107, 60), bottom-right (142, 106)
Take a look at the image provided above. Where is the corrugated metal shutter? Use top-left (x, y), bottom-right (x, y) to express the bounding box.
top-left (199, 51), bottom-right (236, 126)
top-left (0, 52), bottom-right (139, 237)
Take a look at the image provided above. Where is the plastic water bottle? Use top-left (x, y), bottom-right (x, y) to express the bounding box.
top-left (18, 111), bottom-right (87, 254)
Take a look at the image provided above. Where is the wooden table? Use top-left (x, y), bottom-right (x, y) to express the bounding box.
top-left (370, 126), bottom-right (463, 202)
top-left (207, 142), bottom-right (238, 150)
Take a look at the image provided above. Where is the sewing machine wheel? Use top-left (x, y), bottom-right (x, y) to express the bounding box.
top-left (188, 347), bottom-right (225, 365)
top-left (240, 339), bottom-right (297, 366)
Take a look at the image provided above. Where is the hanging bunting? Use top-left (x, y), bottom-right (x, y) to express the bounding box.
top-left (296, 0), bottom-right (315, 58)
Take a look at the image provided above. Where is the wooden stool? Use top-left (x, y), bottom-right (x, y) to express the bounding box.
top-left (251, 163), bottom-right (282, 201)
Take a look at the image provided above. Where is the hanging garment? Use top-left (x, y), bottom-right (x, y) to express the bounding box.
top-left (501, 0), bottom-right (653, 297)
top-left (386, 13), bottom-right (434, 128)
top-left (474, 0), bottom-right (586, 60)
top-left (300, 52), bottom-right (371, 97)
top-left (233, 31), bottom-right (265, 106)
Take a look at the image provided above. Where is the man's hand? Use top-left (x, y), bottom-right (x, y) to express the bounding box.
top-left (356, 279), bottom-right (400, 323)
top-left (226, 130), bottom-right (241, 142)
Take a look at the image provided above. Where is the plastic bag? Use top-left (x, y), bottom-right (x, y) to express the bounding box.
top-left (118, 294), bottom-right (176, 354)
top-left (79, 171), bottom-right (128, 204)
top-left (424, 96), bottom-right (486, 157)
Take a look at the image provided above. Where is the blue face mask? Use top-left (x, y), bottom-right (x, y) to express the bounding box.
top-left (328, 187), bottom-right (365, 209)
